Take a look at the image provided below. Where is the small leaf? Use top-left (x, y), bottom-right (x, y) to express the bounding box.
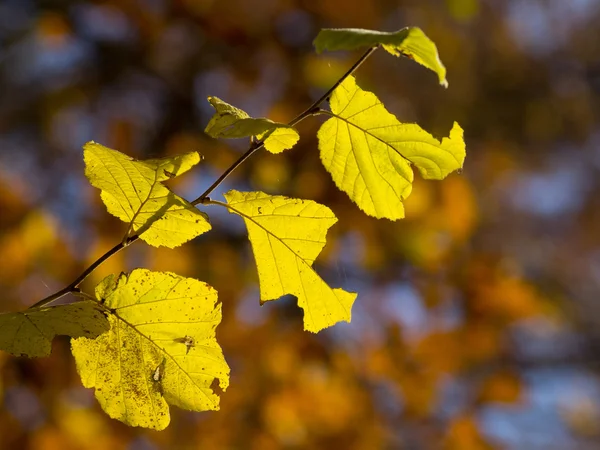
top-left (222, 190), bottom-right (356, 333)
top-left (0, 302), bottom-right (109, 358)
top-left (313, 27), bottom-right (448, 87)
top-left (317, 76), bottom-right (465, 220)
top-left (257, 127), bottom-right (301, 155)
top-left (84, 143), bottom-right (211, 248)
top-left (205, 97), bottom-right (300, 153)
top-left (71, 270), bottom-right (229, 430)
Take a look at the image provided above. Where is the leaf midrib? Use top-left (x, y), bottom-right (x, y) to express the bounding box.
top-left (323, 110), bottom-right (462, 168)
top-left (111, 311), bottom-right (219, 409)
top-left (212, 199), bottom-right (350, 318)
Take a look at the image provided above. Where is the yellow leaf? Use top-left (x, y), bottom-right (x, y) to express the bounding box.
top-left (317, 76), bottom-right (465, 220)
top-left (220, 190), bottom-right (356, 333)
top-left (0, 302), bottom-right (109, 358)
top-left (71, 269), bottom-right (230, 430)
top-left (313, 27), bottom-right (448, 87)
top-left (205, 97), bottom-right (300, 153)
top-left (259, 127), bottom-right (301, 154)
top-left (84, 142), bottom-right (211, 248)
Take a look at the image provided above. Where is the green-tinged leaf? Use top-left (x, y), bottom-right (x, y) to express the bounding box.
top-left (205, 97), bottom-right (300, 154)
top-left (317, 75), bottom-right (465, 220)
top-left (222, 190), bottom-right (356, 333)
top-left (71, 270), bottom-right (229, 430)
top-left (313, 27), bottom-right (448, 87)
top-left (0, 302), bottom-right (109, 358)
top-left (257, 127), bottom-right (301, 154)
top-left (84, 143), bottom-right (211, 248)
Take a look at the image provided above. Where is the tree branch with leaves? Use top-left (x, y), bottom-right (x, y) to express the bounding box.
top-left (0, 27), bottom-right (465, 430)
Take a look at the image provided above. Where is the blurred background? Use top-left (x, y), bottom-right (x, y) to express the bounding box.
top-left (1, 0), bottom-right (600, 448)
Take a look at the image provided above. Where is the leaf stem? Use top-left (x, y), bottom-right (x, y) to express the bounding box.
top-left (29, 46), bottom-right (379, 308)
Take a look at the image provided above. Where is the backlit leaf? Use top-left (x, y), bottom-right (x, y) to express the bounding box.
top-left (0, 302), bottom-right (109, 358)
top-left (84, 142), bottom-right (211, 248)
top-left (314, 27), bottom-right (448, 87)
top-left (71, 269), bottom-right (229, 430)
top-left (317, 75), bottom-right (465, 220)
top-left (205, 97), bottom-right (300, 153)
top-left (221, 190), bottom-right (356, 333)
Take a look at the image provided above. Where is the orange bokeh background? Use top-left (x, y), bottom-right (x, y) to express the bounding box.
top-left (1, 0), bottom-right (600, 448)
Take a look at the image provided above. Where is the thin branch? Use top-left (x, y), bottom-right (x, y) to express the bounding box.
top-left (30, 237), bottom-right (136, 308)
top-left (293, 46), bottom-right (379, 126)
top-left (29, 46), bottom-right (379, 309)
top-left (191, 46), bottom-right (379, 205)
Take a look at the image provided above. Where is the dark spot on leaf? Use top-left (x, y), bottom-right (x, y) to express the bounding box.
top-left (174, 336), bottom-right (195, 355)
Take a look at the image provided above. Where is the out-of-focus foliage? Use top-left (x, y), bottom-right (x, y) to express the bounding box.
top-left (1, 0), bottom-right (600, 449)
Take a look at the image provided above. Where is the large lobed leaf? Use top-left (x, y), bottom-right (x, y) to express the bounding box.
top-left (71, 269), bottom-right (229, 430)
top-left (0, 302), bottom-right (109, 358)
top-left (222, 190), bottom-right (356, 333)
top-left (314, 27), bottom-right (448, 87)
top-left (84, 142), bottom-right (211, 248)
top-left (205, 97), bottom-right (300, 154)
top-left (317, 75), bottom-right (465, 220)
